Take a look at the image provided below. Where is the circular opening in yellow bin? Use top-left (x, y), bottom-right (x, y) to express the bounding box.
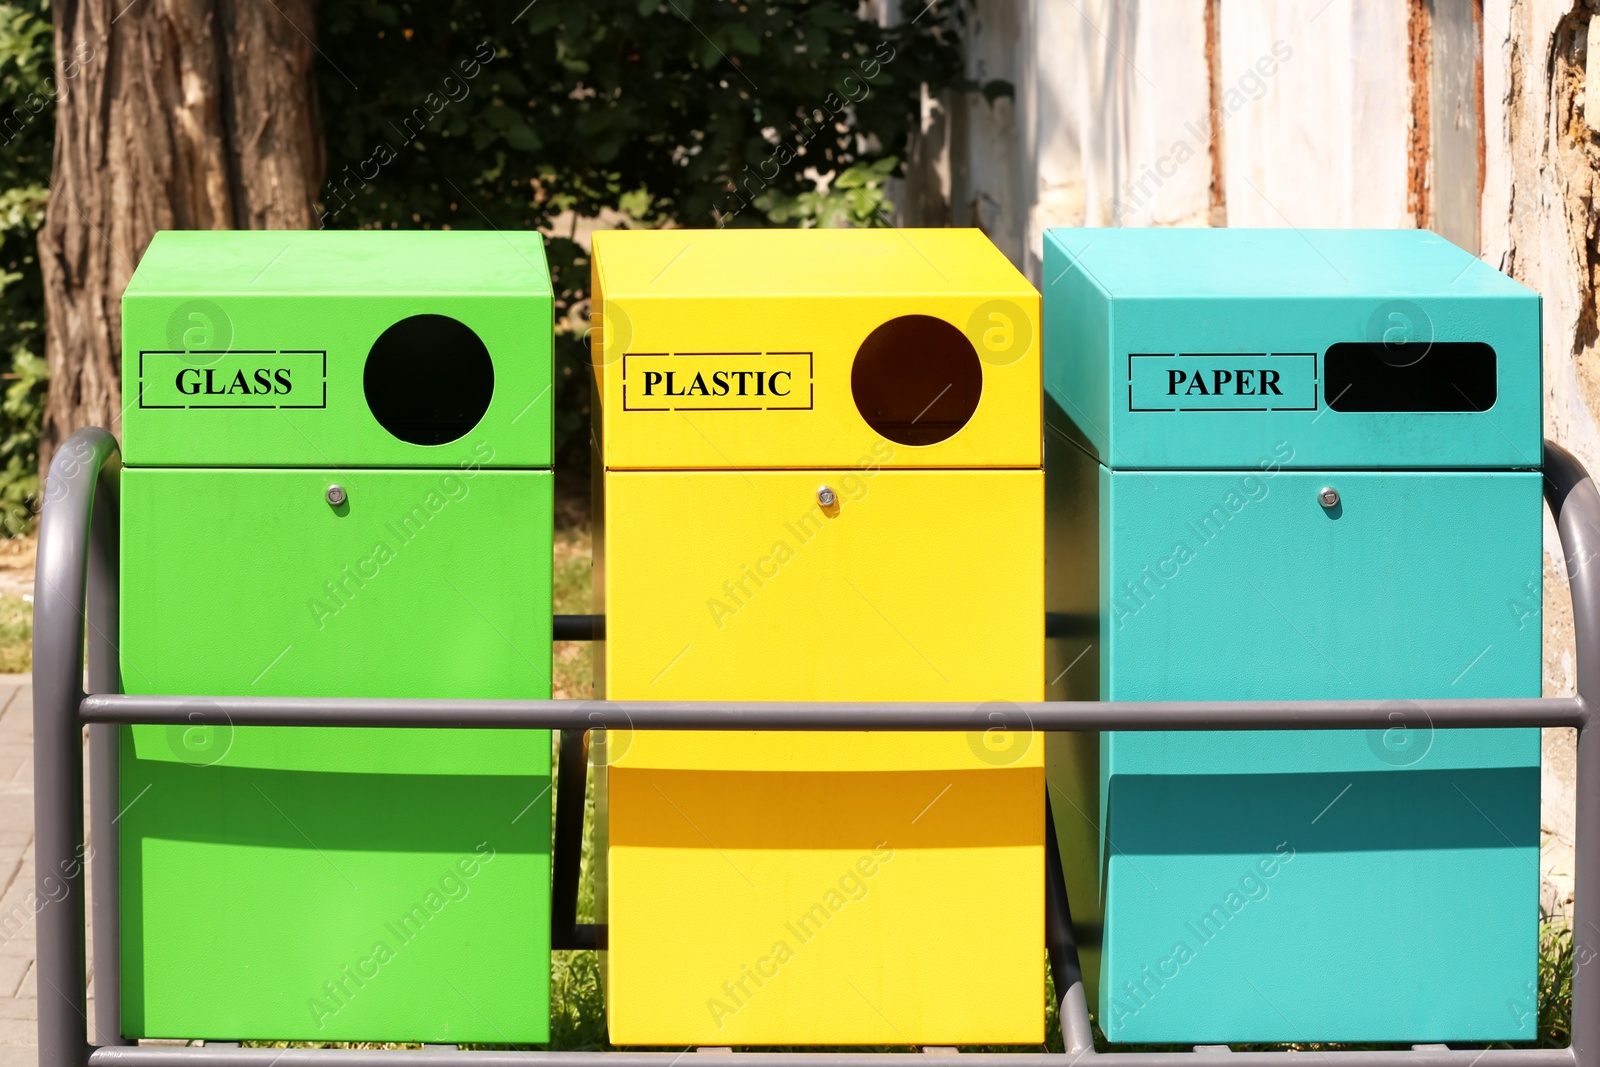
top-left (365, 314), bottom-right (495, 446)
top-left (851, 314), bottom-right (982, 446)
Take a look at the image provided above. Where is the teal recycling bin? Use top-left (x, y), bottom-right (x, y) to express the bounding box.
top-left (1044, 228), bottom-right (1542, 1044)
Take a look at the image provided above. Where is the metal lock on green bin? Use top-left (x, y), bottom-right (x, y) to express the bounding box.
top-left (118, 231), bottom-right (555, 1043)
top-left (1044, 229), bottom-right (1542, 1045)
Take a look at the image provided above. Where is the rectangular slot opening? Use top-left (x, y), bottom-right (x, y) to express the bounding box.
top-left (1324, 341), bottom-right (1497, 412)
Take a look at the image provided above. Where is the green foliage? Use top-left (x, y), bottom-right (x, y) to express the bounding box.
top-left (546, 756), bottom-right (607, 1050)
top-left (1536, 915), bottom-right (1573, 1048)
top-left (756, 156), bottom-right (897, 228)
top-left (0, 0), bottom-right (52, 535)
top-left (314, 0), bottom-right (968, 474)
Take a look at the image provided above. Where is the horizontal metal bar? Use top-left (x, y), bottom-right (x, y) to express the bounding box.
top-left (79, 693), bottom-right (1586, 731)
top-left (572, 613), bottom-right (1084, 642)
top-left (84, 1047), bottom-right (1579, 1067)
top-left (565, 922), bottom-right (605, 950)
top-left (553, 614), bottom-right (604, 642)
top-left (1045, 611), bottom-right (1095, 639)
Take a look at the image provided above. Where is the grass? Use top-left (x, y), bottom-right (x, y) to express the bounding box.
top-left (552, 527), bottom-right (594, 701)
top-left (546, 771), bottom-right (607, 1049)
top-left (0, 531), bottom-right (31, 674)
top-left (548, 525), bottom-right (609, 1048)
top-left (1536, 916), bottom-right (1574, 1048)
top-left (0, 594), bottom-right (29, 674)
top-left (0, 532), bottom-right (33, 674)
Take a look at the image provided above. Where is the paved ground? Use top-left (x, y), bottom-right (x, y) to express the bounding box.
top-left (0, 678), bottom-right (47, 1066)
top-left (0, 676), bottom-right (123, 1067)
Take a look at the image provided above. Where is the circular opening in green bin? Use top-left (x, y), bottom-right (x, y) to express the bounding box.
top-left (365, 314), bottom-right (495, 446)
top-left (851, 314), bottom-right (982, 446)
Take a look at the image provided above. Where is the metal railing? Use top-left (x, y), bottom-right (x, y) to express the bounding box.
top-left (31, 427), bottom-right (1600, 1067)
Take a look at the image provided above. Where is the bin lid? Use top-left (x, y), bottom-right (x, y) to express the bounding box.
top-left (122, 230), bottom-right (553, 468)
top-left (1043, 228), bottom-right (1541, 470)
top-left (592, 228), bottom-right (1040, 470)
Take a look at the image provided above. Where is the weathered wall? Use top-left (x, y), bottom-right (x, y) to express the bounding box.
top-left (916, 0), bottom-right (1600, 918)
top-left (1222, 1), bottom-right (1412, 228)
top-left (1482, 0), bottom-right (1599, 917)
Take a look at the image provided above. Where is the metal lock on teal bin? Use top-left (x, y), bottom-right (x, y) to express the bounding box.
top-left (1043, 228), bottom-right (1542, 1044)
top-left (117, 231), bottom-right (555, 1043)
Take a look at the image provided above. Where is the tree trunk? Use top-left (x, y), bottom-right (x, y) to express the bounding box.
top-left (37, 0), bottom-right (324, 475)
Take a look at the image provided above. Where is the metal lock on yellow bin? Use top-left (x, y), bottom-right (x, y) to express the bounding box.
top-left (590, 228), bottom-right (1044, 1046)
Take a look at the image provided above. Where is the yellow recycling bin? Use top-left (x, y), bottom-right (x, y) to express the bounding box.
top-left (591, 228), bottom-right (1044, 1046)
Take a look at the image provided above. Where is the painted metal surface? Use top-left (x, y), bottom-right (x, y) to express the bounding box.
top-left (120, 230), bottom-right (553, 468)
top-left (591, 228), bottom-right (1040, 470)
top-left (114, 233), bottom-right (555, 1043)
top-left (118, 468), bottom-right (553, 1042)
top-left (1044, 227), bottom-right (1542, 470)
top-left (1096, 469), bottom-right (1540, 1043)
top-left (592, 229), bottom-right (1045, 1045)
top-left (602, 469), bottom-right (1042, 701)
top-left (1044, 227), bottom-right (1543, 1043)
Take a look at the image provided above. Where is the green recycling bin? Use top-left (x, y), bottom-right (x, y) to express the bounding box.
top-left (117, 231), bottom-right (555, 1042)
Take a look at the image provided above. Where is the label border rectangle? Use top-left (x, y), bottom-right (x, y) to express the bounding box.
top-left (1128, 352), bottom-right (1319, 414)
top-left (137, 350), bottom-right (328, 410)
top-left (621, 352), bottom-right (815, 413)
